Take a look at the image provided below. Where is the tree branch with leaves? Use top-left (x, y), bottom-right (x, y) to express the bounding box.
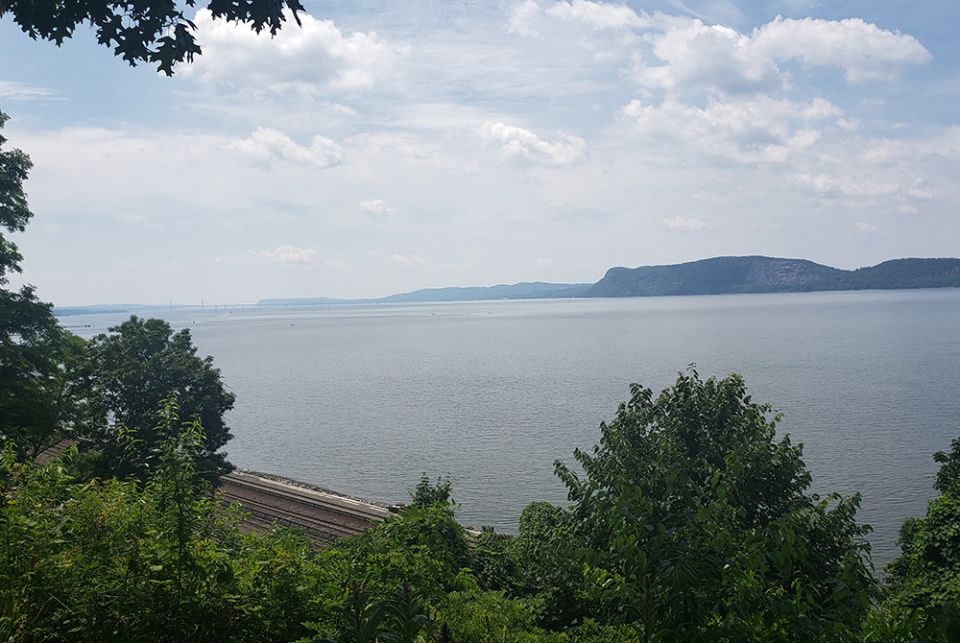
top-left (0, 0), bottom-right (304, 75)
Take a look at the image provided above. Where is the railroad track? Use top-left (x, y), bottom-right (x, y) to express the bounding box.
top-left (34, 441), bottom-right (402, 545)
top-left (218, 471), bottom-right (398, 544)
top-left (34, 439), bottom-right (77, 466)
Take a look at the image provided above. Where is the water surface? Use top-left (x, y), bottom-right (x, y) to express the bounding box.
top-left (67, 289), bottom-right (960, 567)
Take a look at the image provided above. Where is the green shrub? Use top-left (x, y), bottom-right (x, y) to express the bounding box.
top-left (554, 369), bottom-right (877, 640)
top-left (870, 437), bottom-right (960, 641)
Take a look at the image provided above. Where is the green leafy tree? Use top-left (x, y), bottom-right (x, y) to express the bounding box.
top-left (411, 473), bottom-right (454, 508)
top-left (554, 368), bottom-right (877, 641)
top-left (509, 501), bottom-right (582, 627)
top-left (469, 527), bottom-right (518, 593)
top-left (1, 0), bottom-right (304, 75)
top-left (0, 112), bottom-right (32, 279)
top-left (871, 437), bottom-right (960, 640)
top-left (85, 316), bottom-right (236, 480)
top-left (1, 331), bottom-right (91, 461)
top-left (0, 111), bottom-right (89, 461)
top-left (0, 401), bottom-right (328, 641)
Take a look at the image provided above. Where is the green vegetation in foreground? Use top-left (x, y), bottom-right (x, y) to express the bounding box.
top-left (2, 373), bottom-right (960, 641)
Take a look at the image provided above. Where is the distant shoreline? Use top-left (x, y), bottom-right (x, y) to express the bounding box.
top-left (55, 282), bottom-right (960, 318)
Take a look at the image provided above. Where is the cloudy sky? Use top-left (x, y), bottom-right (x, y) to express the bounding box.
top-left (1, 0), bottom-right (958, 305)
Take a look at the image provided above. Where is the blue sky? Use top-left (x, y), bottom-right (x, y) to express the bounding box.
top-left (2, 0), bottom-right (958, 305)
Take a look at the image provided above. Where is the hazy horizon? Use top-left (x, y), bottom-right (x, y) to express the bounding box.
top-left (49, 257), bottom-right (960, 312)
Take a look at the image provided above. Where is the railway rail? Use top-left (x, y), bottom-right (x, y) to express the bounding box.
top-left (34, 440), bottom-right (404, 545)
top-left (218, 470), bottom-right (400, 544)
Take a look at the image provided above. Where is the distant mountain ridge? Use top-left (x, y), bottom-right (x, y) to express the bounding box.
top-left (587, 256), bottom-right (960, 297)
top-left (256, 282), bottom-right (591, 307)
top-left (256, 257), bottom-right (959, 306)
top-left (58, 257), bottom-right (957, 313)
top-left (380, 281), bottom-right (591, 302)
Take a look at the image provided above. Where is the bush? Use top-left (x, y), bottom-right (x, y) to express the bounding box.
top-left (871, 437), bottom-right (960, 640)
top-left (554, 369), bottom-right (876, 640)
top-left (411, 473), bottom-right (454, 508)
top-left (510, 502), bottom-right (583, 628)
top-left (470, 527), bottom-right (519, 593)
top-left (0, 408), bottom-right (327, 641)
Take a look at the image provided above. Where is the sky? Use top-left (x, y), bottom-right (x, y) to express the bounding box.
top-left (1, 0), bottom-right (958, 305)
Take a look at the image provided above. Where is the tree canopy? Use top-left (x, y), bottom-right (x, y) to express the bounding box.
top-left (0, 112), bottom-right (87, 461)
top-left (0, 0), bottom-right (305, 75)
top-left (554, 369), bottom-right (877, 640)
top-left (0, 112), bottom-right (33, 280)
top-left (85, 315), bottom-right (236, 479)
top-left (874, 437), bottom-right (960, 640)
top-left (1, 113), bottom-right (236, 477)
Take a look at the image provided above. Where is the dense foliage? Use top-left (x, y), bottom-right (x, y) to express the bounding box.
top-left (869, 438), bottom-right (960, 640)
top-left (84, 316), bottom-right (236, 480)
top-left (553, 370), bottom-right (876, 640)
top-left (0, 412), bottom-right (543, 641)
top-left (1, 112), bottom-right (235, 481)
top-left (0, 111), bottom-right (89, 463)
top-left (0, 0), bottom-right (304, 75)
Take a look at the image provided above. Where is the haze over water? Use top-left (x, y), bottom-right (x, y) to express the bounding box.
top-left (67, 288), bottom-right (960, 567)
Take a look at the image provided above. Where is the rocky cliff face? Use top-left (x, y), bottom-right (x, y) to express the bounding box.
top-left (587, 256), bottom-right (960, 297)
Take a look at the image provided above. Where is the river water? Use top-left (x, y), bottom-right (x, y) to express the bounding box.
top-left (65, 289), bottom-right (960, 567)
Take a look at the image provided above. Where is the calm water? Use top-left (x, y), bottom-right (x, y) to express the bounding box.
top-left (65, 289), bottom-right (960, 567)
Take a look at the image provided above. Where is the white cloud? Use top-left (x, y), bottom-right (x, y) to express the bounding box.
top-left (623, 96), bottom-right (841, 163)
top-left (508, 6), bottom-right (927, 99)
top-left (864, 127), bottom-right (960, 162)
top-left (183, 9), bottom-right (407, 92)
top-left (857, 139), bottom-right (915, 165)
top-left (750, 17), bottom-right (931, 84)
top-left (480, 121), bottom-right (586, 165)
top-left (534, 256), bottom-right (555, 266)
top-left (232, 127), bottom-right (342, 168)
top-left (0, 81), bottom-right (62, 102)
top-left (257, 245), bottom-right (321, 265)
top-left (13, 126), bottom-right (354, 233)
top-left (348, 132), bottom-right (438, 164)
top-left (631, 19), bottom-right (782, 95)
top-left (547, 0), bottom-right (653, 30)
top-left (855, 222), bottom-right (877, 233)
top-left (390, 253), bottom-right (427, 267)
top-left (793, 173), bottom-right (901, 198)
top-left (837, 118), bottom-right (859, 132)
top-left (785, 148), bottom-right (942, 208)
top-left (213, 246), bottom-right (345, 269)
top-left (360, 199), bottom-right (397, 219)
top-left (508, 0), bottom-right (542, 35)
top-left (662, 216), bottom-right (707, 230)
top-left (629, 15), bottom-right (929, 96)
